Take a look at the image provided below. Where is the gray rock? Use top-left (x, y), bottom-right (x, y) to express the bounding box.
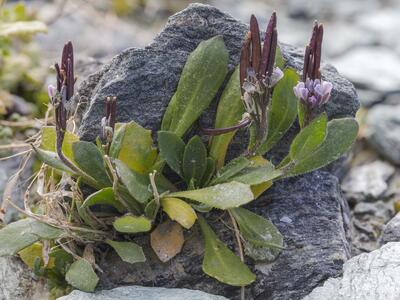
top-left (97, 171), bottom-right (351, 300)
top-left (380, 213), bottom-right (400, 244)
top-left (303, 242), bottom-right (400, 300)
top-left (0, 256), bottom-right (48, 300)
top-left (0, 156), bottom-right (32, 223)
top-left (352, 201), bottom-right (394, 254)
top-left (58, 286), bottom-right (228, 300)
top-left (366, 104), bottom-right (400, 164)
top-left (341, 160), bottom-right (395, 203)
top-left (73, 3), bottom-right (359, 142)
top-left (70, 4), bottom-right (357, 299)
top-left (331, 47), bottom-right (400, 92)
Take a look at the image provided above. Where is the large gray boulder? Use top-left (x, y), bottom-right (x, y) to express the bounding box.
top-left (73, 3), bottom-right (358, 143)
top-left (97, 171), bottom-right (351, 300)
top-left (303, 242), bottom-right (400, 300)
top-left (71, 3), bottom-right (358, 300)
top-left (58, 286), bottom-right (228, 300)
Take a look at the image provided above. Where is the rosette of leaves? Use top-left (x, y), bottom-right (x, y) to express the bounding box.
top-left (0, 15), bottom-right (358, 295)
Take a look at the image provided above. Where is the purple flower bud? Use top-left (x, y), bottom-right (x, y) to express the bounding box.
top-left (293, 82), bottom-right (309, 101)
top-left (293, 79), bottom-right (333, 107)
top-left (269, 67), bottom-right (284, 87)
top-left (47, 84), bottom-right (56, 99)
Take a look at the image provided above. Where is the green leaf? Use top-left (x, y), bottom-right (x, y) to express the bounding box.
top-left (113, 215), bottom-right (152, 233)
top-left (82, 187), bottom-right (125, 213)
top-left (168, 181), bottom-right (254, 209)
top-left (210, 157), bottom-right (251, 185)
top-left (230, 162), bottom-right (282, 185)
top-left (275, 45), bottom-right (285, 69)
top-left (290, 113), bottom-right (327, 161)
top-left (198, 216), bottom-right (256, 286)
top-left (161, 36), bottom-right (229, 137)
top-left (211, 156), bottom-right (251, 185)
top-left (0, 21), bottom-right (47, 37)
top-left (72, 141), bottom-right (111, 187)
top-left (65, 259), bottom-right (99, 292)
top-left (257, 68), bottom-right (300, 155)
top-left (161, 197), bottom-right (197, 229)
top-left (40, 126), bottom-right (80, 162)
top-left (109, 122), bottom-right (157, 174)
top-left (209, 67), bottom-right (244, 169)
top-left (182, 136), bottom-right (207, 185)
top-left (157, 131), bottom-right (185, 177)
top-left (33, 146), bottom-right (73, 173)
top-left (297, 101), bottom-right (307, 129)
top-left (144, 199), bottom-right (159, 219)
top-left (106, 240), bottom-right (146, 264)
top-left (286, 118), bottom-right (359, 177)
top-left (230, 208), bottom-right (283, 262)
top-left (115, 159), bottom-right (152, 204)
top-left (200, 157), bottom-right (215, 187)
top-left (0, 219), bottom-right (62, 257)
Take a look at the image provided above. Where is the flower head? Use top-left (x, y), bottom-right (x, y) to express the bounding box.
top-left (294, 78), bottom-right (332, 108)
top-left (293, 22), bottom-right (333, 126)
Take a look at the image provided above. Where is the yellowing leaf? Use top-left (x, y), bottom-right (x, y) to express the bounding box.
top-left (18, 243), bottom-right (55, 269)
top-left (40, 126), bottom-right (79, 162)
top-left (251, 181), bottom-right (273, 198)
top-left (109, 122), bottom-right (157, 174)
top-left (161, 197), bottom-right (197, 229)
top-left (150, 221), bottom-right (184, 263)
top-left (113, 215), bottom-right (152, 233)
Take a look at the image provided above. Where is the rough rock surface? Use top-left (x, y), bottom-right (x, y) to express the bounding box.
top-left (380, 213), bottom-right (400, 245)
top-left (71, 3), bottom-right (358, 300)
top-left (0, 257), bottom-right (46, 300)
top-left (366, 104), bottom-right (400, 165)
top-left (59, 286), bottom-right (228, 300)
top-left (304, 242), bottom-right (400, 300)
top-left (352, 201), bottom-right (394, 254)
top-left (341, 160), bottom-right (395, 203)
top-left (73, 3), bottom-right (359, 143)
top-left (97, 171), bottom-right (351, 300)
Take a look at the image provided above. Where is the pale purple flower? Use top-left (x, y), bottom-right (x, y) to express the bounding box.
top-left (293, 82), bottom-right (309, 102)
top-left (47, 84), bottom-right (56, 99)
top-left (267, 67), bottom-right (284, 87)
top-left (293, 79), bottom-right (333, 108)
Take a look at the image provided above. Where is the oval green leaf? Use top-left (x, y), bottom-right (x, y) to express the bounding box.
top-left (82, 187), bottom-right (125, 213)
top-left (198, 216), bottom-right (256, 286)
top-left (230, 207), bottom-right (283, 262)
top-left (168, 181), bottom-right (254, 210)
top-left (115, 159), bottom-right (152, 204)
top-left (289, 113), bottom-right (327, 161)
top-left (209, 67), bottom-right (244, 169)
top-left (106, 240), bottom-right (146, 264)
top-left (157, 131), bottom-right (185, 177)
top-left (286, 118), bottom-right (359, 177)
top-left (182, 136), bottom-right (207, 185)
top-left (72, 141), bottom-right (111, 187)
top-left (113, 215), bottom-right (152, 233)
top-left (161, 36), bottom-right (229, 137)
top-left (257, 68), bottom-right (300, 155)
top-left (65, 258), bottom-right (99, 292)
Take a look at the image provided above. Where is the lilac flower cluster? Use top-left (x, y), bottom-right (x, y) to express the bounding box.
top-left (293, 78), bottom-right (332, 108)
